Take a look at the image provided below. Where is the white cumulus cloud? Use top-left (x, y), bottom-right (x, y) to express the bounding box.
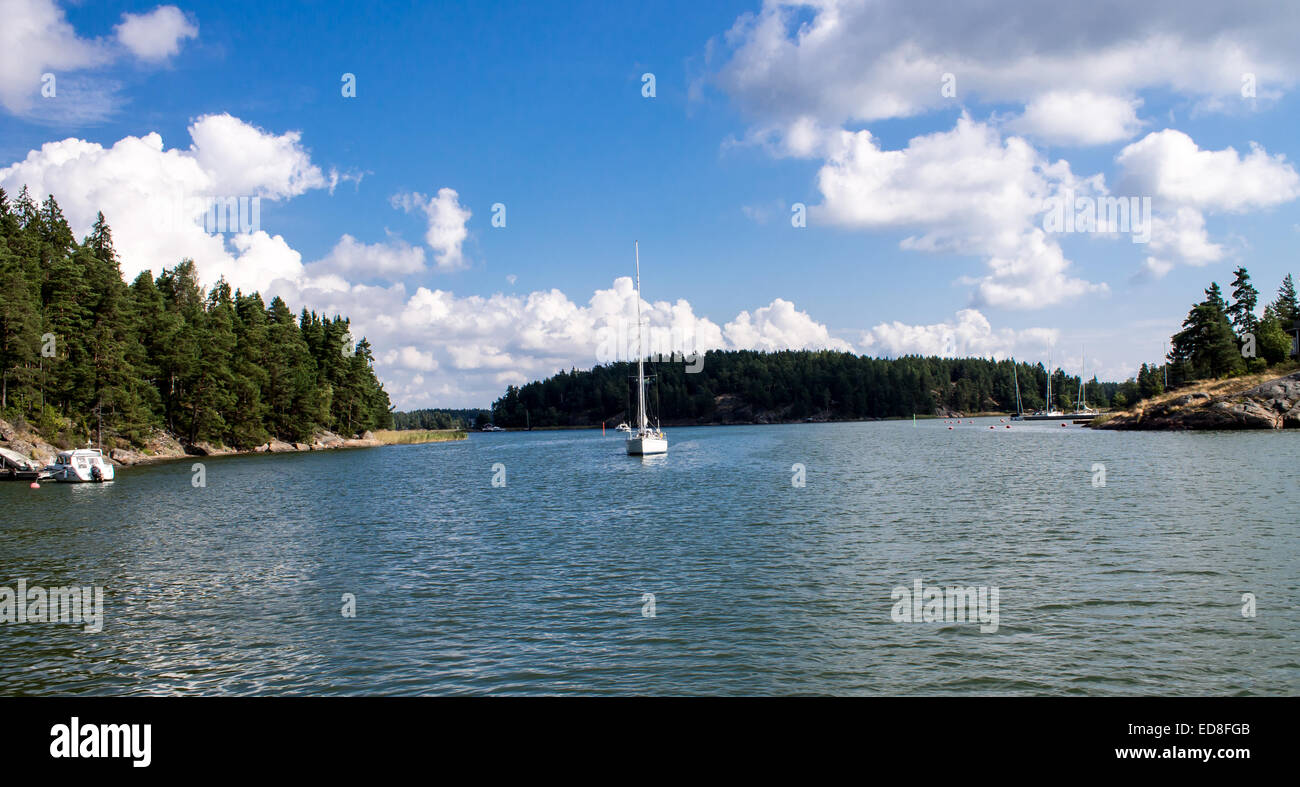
top-left (1009, 91), bottom-right (1144, 146)
top-left (815, 116), bottom-right (1108, 309)
top-left (1116, 129), bottom-right (1300, 272)
top-left (0, 0), bottom-right (198, 120)
top-left (714, 0), bottom-right (1300, 293)
top-left (860, 308), bottom-right (1058, 360)
top-left (724, 298), bottom-right (853, 351)
top-left (114, 5), bottom-right (198, 62)
top-left (717, 0), bottom-right (1299, 131)
top-left (307, 234), bottom-right (426, 279)
top-left (0, 0), bottom-right (108, 115)
top-left (0, 114), bottom-right (328, 294)
top-left (391, 187), bottom-right (472, 270)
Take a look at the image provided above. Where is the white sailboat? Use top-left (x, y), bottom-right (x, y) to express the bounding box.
top-left (1034, 349), bottom-right (1064, 417)
top-left (1074, 346), bottom-right (1098, 416)
top-left (627, 242), bottom-right (667, 456)
top-left (1019, 349), bottom-right (1070, 420)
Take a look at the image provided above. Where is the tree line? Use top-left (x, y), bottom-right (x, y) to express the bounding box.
top-left (0, 187), bottom-right (392, 449)
top-left (391, 408), bottom-right (488, 430)
top-left (488, 267), bottom-right (1298, 427)
top-left (490, 352), bottom-right (1113, 428)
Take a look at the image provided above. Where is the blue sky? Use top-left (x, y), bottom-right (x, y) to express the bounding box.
top-left (2, 0), bottom-right (1298, 407)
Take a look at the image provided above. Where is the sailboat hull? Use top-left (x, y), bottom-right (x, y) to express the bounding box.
top-left (626, 436), bottom-right (667, 455)
top-left (1019, 413), bottom-right (1095, 421)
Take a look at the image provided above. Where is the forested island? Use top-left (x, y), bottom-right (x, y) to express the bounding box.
top-left (0, 187), bottom-right (392, 457)
top-left (490, 353), bottom-right (1110, 428)
top-left (391, 408), bottom-right (487, 431)
top-left (488, 268), bottom-right (1299, 429)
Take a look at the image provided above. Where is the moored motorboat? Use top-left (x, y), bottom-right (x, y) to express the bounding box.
top-left (0, 447), bottom-right (44, 481)
top-left (42, 448), bottom-right (115, 483)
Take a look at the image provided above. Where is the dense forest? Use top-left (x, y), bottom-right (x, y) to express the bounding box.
top-left (491, 353), bottom-right (1113, 428)
top-left (490, 266), bottom-right (1299, 428)
top-left (0, 186), bottom-right (392, 449)
top-left (391, 408), bottom-right (488, 430)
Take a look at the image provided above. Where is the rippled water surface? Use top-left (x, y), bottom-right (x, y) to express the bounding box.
top-left (2, 420), bottom-right (1297, 695)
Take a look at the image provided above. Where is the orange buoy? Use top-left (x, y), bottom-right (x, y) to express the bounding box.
top-left (30, 481), bottom-right (39, 489)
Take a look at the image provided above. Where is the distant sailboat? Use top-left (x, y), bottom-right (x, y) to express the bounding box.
top-left (1074, 346), bottom-right (1098, 416)
top-left (626, 242), bottom-right (667, 456)
top-left (1019, 347), bottom-right (1098, 421)
top-left (1034, 349), bottom-right (1064, 417)
top-left (1011, 359), bottom-right (1025, 421)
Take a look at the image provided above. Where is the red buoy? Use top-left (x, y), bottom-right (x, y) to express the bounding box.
top-left (30, 481), bottom-right (39, 489)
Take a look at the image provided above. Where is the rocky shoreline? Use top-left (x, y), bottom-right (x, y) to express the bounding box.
top-left (0, 418), bottom-right (382, 469)
top-left (1094, 371), bottom-right (1300, 430)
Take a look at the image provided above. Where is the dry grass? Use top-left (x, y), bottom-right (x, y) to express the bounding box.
top-left (371, 429), bottom-right (467, 445)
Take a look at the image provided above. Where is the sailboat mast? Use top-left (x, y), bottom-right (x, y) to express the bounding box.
top-left (1046, 349), bottom-right (1051, 411)
top-left (1012, 359), bottom-right (1023, 416)
top-left (1078, 346), bottom-right (1085, 412)
top-left (635, 242), bottom-right (647, 432)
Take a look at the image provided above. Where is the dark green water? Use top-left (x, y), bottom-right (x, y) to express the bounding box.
top-left (1, 420), bottom-right (1296, 695)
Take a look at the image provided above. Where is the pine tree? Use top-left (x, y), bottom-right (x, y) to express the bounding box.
top-left (263, 296), bottom-right (318, 440)
top-left (78, 218), bottom-right (156, 439)
top-left (1274, 274), bottom-right (1299, 323)
top-left (153, 260), bottom-right (205, 432)
top-left (41, 209), bottom-right (93, 418)
top-left (1226, 266), bottom-right (1258, 336)
top-left (1170, 283), bottom-right (1246, 381)
top-left (183, 281), bottom-right (238, 445)
top-left (0, 188), bottom-right (19, 241)
top-left (228, 291), bottom-right (271, 447)
top-left (0, 245), bottom-right (41, 411)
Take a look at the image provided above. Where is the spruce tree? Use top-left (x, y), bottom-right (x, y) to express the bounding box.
top-left (1170, 283), bottom-right (1246, 380)
top-left (1274, 274), bottom-right (1298, 321)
